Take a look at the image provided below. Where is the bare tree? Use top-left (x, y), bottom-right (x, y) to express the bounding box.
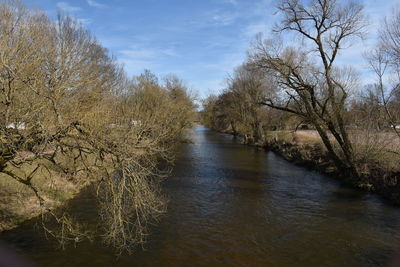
top-left (380, 9), bottom-right (400, 72)
top-left (366, 9), bottom-right (400, 141)
top-left (200, 95), bottom-right (220, 129)
top-left (249, 0), bottom-right (367, 179)
top-left (366, 48), bottom-right (400, 140)
top-left (227, 64), bottom-right (268, 144)
top-left (0, 1), bottom-right (195, 254)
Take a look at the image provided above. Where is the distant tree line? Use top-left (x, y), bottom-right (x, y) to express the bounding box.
top-left (0, 0), bottom-right (196, 253)
top-left (201, 0), bottom-right (400, 180)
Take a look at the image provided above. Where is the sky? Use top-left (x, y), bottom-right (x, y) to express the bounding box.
top-left (23, 0), bottom-right (399, 98)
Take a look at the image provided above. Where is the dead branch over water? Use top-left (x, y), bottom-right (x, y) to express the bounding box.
top-left (0, 0), bottom-right (196, 254)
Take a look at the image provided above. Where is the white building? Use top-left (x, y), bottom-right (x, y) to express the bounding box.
top-left (6, 122), bottom-right (26, 130)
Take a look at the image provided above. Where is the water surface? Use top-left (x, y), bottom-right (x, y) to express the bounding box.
top-left (2, 126), bottom-right (400, 266)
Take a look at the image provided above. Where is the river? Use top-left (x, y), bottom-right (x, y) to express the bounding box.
top-left (1, 126), bottom-right (400, 266)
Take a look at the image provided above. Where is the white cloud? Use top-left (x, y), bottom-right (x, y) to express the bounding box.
top-left (204, 51), bottom-right (244, 72)
top-left (56, 2), bottom-right (81, 12)
top-left (120, 48), bottom-right (157, 59)
top-left (117, 46), bottom-right (179, 76)
top-left (160, 48), bottom-right (179, 57)
top-left (243, 20), bottom-right (272, 39)
top-left (120, 47), bottom-right (178, 59)
top-left (77, 18), bottom-right (92, 25)
top-left (192, 79), bottom-right (225, 98)
top-left (212, 12), bottom-right (238, 26)
top-left (87, 0), bottom-right (107, 8)
top-left (119, 58), bottom-right (157, 75)
top-left (224, 0), bottom-right (238, 6)
top-left (189, 9), bottom-right (239, 29)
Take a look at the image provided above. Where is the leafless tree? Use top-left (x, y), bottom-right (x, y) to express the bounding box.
top-left (365, 9), bottom-right (400, 142)
top-left (0, 1), bottom-right (195, 254)
top-left (226, 64), bottom-right (268, 143)
top-left (366, 48), bottom-right (400, 140)
top-left (249, 0), bottom-right (367, 179)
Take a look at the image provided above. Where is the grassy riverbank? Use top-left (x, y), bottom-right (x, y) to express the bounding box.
top-left (269, 131), bottom-right (400, 204)
top-left (0, 163), bottom-right (89, 232)
top-left (221, 129), bottom-right (400, 204)
top-left (0, 152), bottom-right (100, 232)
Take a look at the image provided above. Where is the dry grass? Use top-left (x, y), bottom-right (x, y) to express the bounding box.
top-left (265, 130), bottom-right (324, 146)
top-left (294, 130), bottom-right (325, 144)
top-left (268, 129), bottom-right (400, 173)
top-left (0, 163), bottom-right (85, 231)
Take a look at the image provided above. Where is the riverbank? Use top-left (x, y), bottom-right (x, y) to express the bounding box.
top-left (4, 125), bottom-right (399, 266)
top-left (0, 167), bottom-right (90, 232)
top-left (219, 129), bottom-right (400, 205)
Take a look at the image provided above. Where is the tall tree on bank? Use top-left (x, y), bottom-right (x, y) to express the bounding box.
top-left (365, 10), bottom-right (400, 141)
top-left (249, 0), bottom-right (367, 179)
top-left (0, 1), bottom-right (196, 253)
top-left (200, 64), bottom-right (269, 144)
top-left (227, 64), bottom-right (267, 144)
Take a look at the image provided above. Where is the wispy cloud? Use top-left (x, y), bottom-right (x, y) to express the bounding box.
top-left (87, 0), bottom-right (107, 8)
top-left (56, 2), bottom-right (81, 12)
top-left (120, 48), bottom-right (157, 59)
top-left (117, 46), bottom-right (179, 75)
top-left (77, 18), bottom-right (92, 25)
top-left (120, 47), bottom-right (178, 59)
top-left (160, 48), bottom-right (179, 57)
top-left (192, 79), bottom-right (225, 98)
top-left (223, 0), bottom-right (238, 5)
top-left (47, 0), bottom-right (398, 98)
top-left (119, 58), bottom-right (157, 74)
top-left (189, 10), bottom-right (239, 28)
top-left (211, 11), bottom-right (238, 26)
top-left (204, 51), bottom-right (244, 71)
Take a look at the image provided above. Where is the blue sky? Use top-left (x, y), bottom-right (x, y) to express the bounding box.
top-left (24, 0), bottom-right (399, 98)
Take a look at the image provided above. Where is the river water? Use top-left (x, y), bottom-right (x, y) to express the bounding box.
top-left (1, 126), bottom-right (400, 266)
